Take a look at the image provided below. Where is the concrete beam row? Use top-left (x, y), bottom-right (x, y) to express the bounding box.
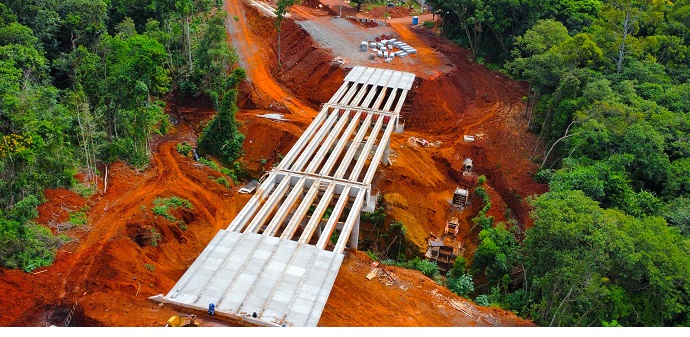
top-left (227, 67), bottom-right (415, 254)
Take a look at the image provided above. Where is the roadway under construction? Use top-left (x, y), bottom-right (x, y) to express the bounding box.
top-left (152, 66), bottom-right (416, 327)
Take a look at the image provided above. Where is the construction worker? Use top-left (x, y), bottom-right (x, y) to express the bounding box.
top-left (208, 303), bottom-right (215, 316)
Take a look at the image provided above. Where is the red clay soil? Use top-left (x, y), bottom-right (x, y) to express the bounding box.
top-left (320, 251), bottom-right (533, 326)
top-left (364, 5), bottom-right (413, 19)
top-left (240, 1), bottom-right (547, 248)
top-left (0, 0), bottom-right (546, 327)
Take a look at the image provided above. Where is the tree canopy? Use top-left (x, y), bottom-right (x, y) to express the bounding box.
top-left (0, 0), bottom-right (244, 271)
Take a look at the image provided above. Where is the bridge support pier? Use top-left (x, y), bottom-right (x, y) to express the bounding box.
top-left (383, 137), bottom-right (391, 166)
top-left (348, 213), bottom-right (360, 252)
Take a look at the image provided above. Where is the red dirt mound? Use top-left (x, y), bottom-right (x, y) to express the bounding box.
top-left (320, 251), bottom-right (534, 326)
top-left (365, 6), bottom-right (412, 19)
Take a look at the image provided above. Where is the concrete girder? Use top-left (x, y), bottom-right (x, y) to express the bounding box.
top-left (297, 183), bottom-right (335, 244)
top-left (333, 188), bottom-right (367, 254)
top-left (364, 120), bottom-right (397, 184)
top-left (277, 107), bottom-right (329, 170)
top-left (279, 181), bottom-right (320, 240)
top-left (333, 113), bottom-right (373, 179)
top-left (290, 110), bottom-right (341, 172)
top-left (243, 174), bottom-right (292, 234)
top-left (227, 173), bottom-right (279, 232)
top-left (315, 185), bottom-right (351, 249)
top-left (348, 116), bottom-right (384, 181)
top-left (318, 110), bottom-right (363, 177)
top-left (305, 108), bottom-right (351, 174)
top-left (262, 176), bottom-right (307, 237)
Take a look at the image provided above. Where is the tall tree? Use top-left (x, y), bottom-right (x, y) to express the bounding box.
top-left (275, 0), bottom-right (301, 68)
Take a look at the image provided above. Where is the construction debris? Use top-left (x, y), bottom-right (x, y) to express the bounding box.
top-left (366, 268), bottom-right (379, 280)
top-left (429, 289), bottom-right (495, 326)
top-left (358, 36), bottom-right (417, 63)
top-left (238, 180), bottom-right (259, 194)
top-left (332, 56), bottom-right (345, 65)
top-left (463, 135), bottom-right (475, 142)
top-left (406, 136), bottom-right (440, 149)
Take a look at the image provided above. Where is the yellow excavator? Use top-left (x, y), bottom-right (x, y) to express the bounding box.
top-left (166, 314), bottom-right (202, 327)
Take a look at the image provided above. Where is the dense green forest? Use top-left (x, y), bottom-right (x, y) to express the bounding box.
top-left (425, 0), bottom-right (690, 326)
top-left (0, 0), bottom-right (244, 272)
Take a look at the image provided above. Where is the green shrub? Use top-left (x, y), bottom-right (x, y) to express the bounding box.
top-left (0, 195), bottom-right (67, 272)
top-left (143, 263), bottom-right (155, 272)
top-left (152, 205), bottom-right (175, 221)
top-left (447, 273), bottom-right (475, 296)
top-left (475, 294), bottom-right (490, 306)
top-left (198, 157), bottom-right (220, 171)
top-left (422, 20), bottom-right (435, 29)
top-left (215, 176), bottom-right (229, 188)
top-left (151, 196), bottom-right (192, 222)
top-left (413, 259), bottom-right (439, 277)
top-left (71, 183), bottom-right (96, 198)
top-left (150, 228), bottom-right (161, 247)
top-left (384, 256), bottom-right (439, 278)
top-left (365, 250), bottom-right (380, 261)
top-left (534, 169), bottom-right (553, 183)
top-left (176, 142), bottom-right (193, 157)
top-left (220, 167), bottom-right (238, 182)
top-left (68, 211), bottom-right (87, 227)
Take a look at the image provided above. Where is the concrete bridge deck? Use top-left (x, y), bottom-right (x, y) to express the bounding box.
top-left (153, 66), bottom-right (416, 326)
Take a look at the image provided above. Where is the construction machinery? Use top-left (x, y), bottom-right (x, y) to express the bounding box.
top-left (166, 314), bottom-right (201, 327)
top-left (444, 217), bottom-right (460, 237)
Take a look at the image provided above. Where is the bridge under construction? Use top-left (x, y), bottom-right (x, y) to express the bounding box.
top-left (152, 66), bottom-right (416, 327)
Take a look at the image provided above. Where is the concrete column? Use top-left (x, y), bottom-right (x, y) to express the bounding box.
top-left (349, 213), bottom-right (360, 252)
top-left (383, 136), bottom-right (391, 166)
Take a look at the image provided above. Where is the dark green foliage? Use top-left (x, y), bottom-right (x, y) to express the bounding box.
top-left (361, 196), bottom-right (386, 227)
top-left (472, 184), bottom-right (494, 230)
top-left (663, 197), bottom-right (690, 236)
top-left (197, 70), bottom-right (246, 164)
top-left (524, 190), bottom-right (690, 326)
top-left (176, 141), bottom-right (193, 156)
top-left (0, 0), bottom-right (246, 273)
top-left (471, 223), bottom-right (518, 288)
top-left (446, 273), bottom-right (474, 296)
top-left (385, 256), bottom-right (440, 278)
top-left (0, 195), bottom-right (64, 272)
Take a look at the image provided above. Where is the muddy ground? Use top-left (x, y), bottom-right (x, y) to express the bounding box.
top-left (0, 0), bottom-right (543, 327)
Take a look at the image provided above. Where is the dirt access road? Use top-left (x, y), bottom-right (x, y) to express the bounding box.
top-left (0, 0), bottom-right (542, 327)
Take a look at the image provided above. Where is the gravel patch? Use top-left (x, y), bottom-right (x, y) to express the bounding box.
top-left (295, 17), bottom-right (394, 65)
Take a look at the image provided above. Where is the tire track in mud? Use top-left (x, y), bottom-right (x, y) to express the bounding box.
top-left (225, 0), bottom-right (317, 119)
top-left (59, 142), bottom-right (237, 300)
